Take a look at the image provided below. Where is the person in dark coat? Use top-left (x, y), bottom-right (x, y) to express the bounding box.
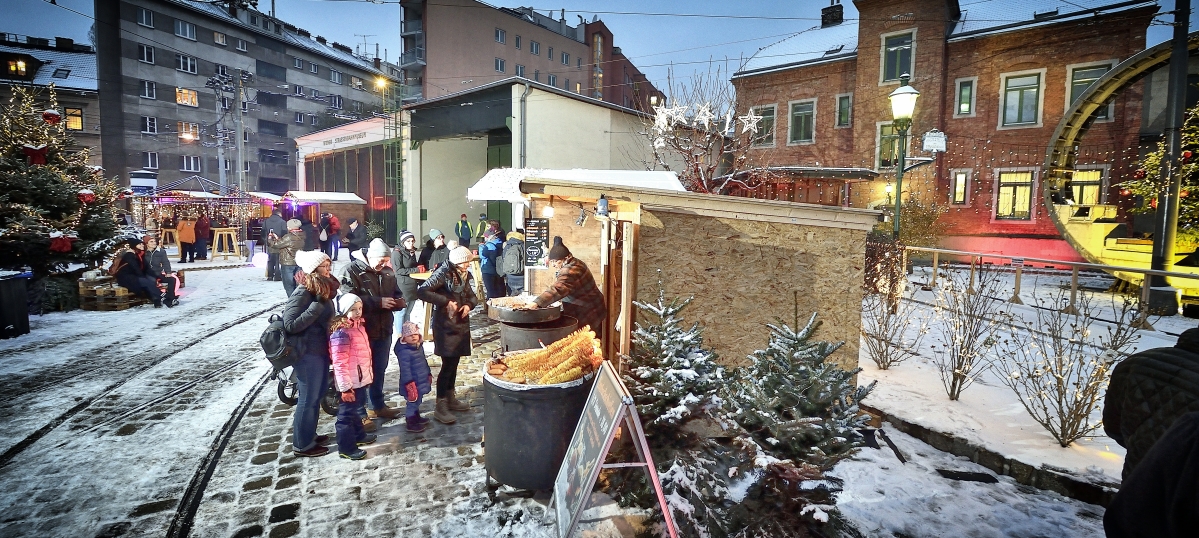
top-left (1103, 411), bottom-right (1199, 538)
top-left (341, 238), bottom-right (407, 424)
top-left (525, 237), bottom-right (607, 339)
top-left (393, 230), bottom-right (422, 324)
top-left (282, 250), bottom-right (337, 457)
top-left (194, 213), bottom-right (211, 260)
top-left (343, 218), bottom-right (369, 253)
top-left (395, 321), bottom-right (433, 432)
top-left (418, 229), bottom-right (448, 271)
top-left (261, 209), bottom-right (288, 280)
top-left (478, 230), bottom-right (505, 300)
top-left (299, 217), bottom-right (320, 251)
top-left (502, 231), bottom-right (525, 296)
top-left (416, 246), bottom-right (477, 424)
top-left (114, 238), bottom-right (165, 308)
top-left (319, 213), bottom-right (335, 260)
top-left (143, 235), bottom-right (179, 306)
top-left (1103, 327), bottom-right (1199, 479)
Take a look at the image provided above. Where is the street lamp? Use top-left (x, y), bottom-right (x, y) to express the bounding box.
top-left (888, 73), bottom-right (919, 241)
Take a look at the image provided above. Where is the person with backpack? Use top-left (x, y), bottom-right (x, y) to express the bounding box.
top-left (283, 250), bottom-right (337, 457)
top-left (268, 219), bottom-right (306, 297)
top-left (501, 231), bottom-right (525, 296)
top-left (319, 213), bottom-right (335, 260)
top-left (341, 238), bottom-right (407, 428)
top-left (478, 230), bottom-right (505, 301)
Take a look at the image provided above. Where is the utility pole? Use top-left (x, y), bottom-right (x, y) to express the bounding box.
top-left (234, 69), bottom-right (248, 192)
top-left (215, 95), bottom-right (227, 188)
top-left (1148, 0), bottom-right (1191, 314)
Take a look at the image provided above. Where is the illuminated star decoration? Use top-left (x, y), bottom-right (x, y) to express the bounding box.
top-left (692, 103), bottom-right (715, 129)
top-left (738, 109), bottom-right (763, 135)
top-left (666, 104), bottom-right (689, 126)
top-left (652, 105), bottom-right (670, 134)
top-left (723, 109), bottom-right (735, 134)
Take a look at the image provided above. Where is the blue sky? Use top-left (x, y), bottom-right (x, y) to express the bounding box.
top-left (3, 0), bottom-right (1188, 91)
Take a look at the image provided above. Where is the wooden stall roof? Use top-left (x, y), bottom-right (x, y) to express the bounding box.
top-left (520, 178), bottom-right (881, 231)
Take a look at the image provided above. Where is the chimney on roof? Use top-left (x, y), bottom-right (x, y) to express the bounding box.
top-left (316, 36), bottom-right (326, 45)
top-left (55, 37), bottom-right (74, 50)
top-left (373, 58), bottom-right (381, 69)
top-left (821, 0), bottom-right (844, 28)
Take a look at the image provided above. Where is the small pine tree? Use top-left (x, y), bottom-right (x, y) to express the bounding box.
top-left (0, 86), bottom-right (121, 277)
top-left (726, 313), bottom-right (875, 470)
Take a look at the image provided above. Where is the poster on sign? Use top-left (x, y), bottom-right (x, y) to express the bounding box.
top-left (525, 218), bottom-right (549, 269)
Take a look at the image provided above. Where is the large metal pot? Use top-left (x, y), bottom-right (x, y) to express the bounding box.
top-left (487, 302), bottom-right (561, 324)
top-left (498, 315), bottom-right (578, 353)
top-left (483, 363), bottom-right (596, 491)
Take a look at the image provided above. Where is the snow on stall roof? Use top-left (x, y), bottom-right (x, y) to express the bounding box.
top-left (467, 168), bottom-right (685, 203)
top-left (283, 190), bottom-right (366, 204)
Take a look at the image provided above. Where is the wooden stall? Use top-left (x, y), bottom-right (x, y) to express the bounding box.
top-left (281, 191), bottom-right (367, 231)
top-left (471, 171), bottom-right (880, 371)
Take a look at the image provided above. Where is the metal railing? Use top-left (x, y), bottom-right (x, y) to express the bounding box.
top-left (904, 245), bottom-right (1199, 331)
top-left (399, 47), bottom-right (425, 66)
top-left (400, 20), bottom-right (423, 34)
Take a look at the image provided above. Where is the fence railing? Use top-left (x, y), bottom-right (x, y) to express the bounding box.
top-left (898, 245), bottom-right (1199, 331)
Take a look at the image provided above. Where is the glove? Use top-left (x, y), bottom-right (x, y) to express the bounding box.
top-left (406, 381), bottom-right (419, 402)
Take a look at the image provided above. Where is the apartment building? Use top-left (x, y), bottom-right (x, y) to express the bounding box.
top-left (731, 0), bottom-right (1157, 260)
top-left (398, 0), bottom-right (663, 110)
top-left (0, 34), bottom-right (101, 167)
top-left (95, 0), bottom-right (400, 193)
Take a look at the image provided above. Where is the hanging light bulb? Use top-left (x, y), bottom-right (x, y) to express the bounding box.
top-left (542, 196), bottom-right (554, 217)
top-left (596, 194), bottom-right (609, 217)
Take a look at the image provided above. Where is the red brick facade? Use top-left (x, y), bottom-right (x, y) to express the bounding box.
top-left (732, 0), bottom-right (1156, 260)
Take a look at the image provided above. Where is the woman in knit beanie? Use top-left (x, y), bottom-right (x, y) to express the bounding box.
top-left (416, 246), bottom-right (477, 424)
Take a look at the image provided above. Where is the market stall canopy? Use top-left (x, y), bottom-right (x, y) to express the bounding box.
top-left (467, 169), bottom-right (684, 203)
top-left (159, 190), bottom-right (225, 199)
top-left (152, 175), bottom-right (240, 196)
top-left (283, 191), bottom-right (367, 204)
top-left (247, 191), bottom-right (283, 202)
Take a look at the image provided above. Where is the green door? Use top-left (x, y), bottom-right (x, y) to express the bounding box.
top-left (486, 144), bottom-right (513, 232)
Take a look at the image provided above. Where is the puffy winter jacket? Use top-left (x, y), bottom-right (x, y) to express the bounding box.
top-left (329, 319), bottom-right (374, 392)
top-left (395, 340), bottom-right (431, 397)
top-left (416, 261), bottom-right (477, 358)
top-left (268, 231), bottom-right (305, 266)
top-left (176, 219), bottom-right (196, 244)
top-left (479, 237), bottom-right (503, 275)
top-left (392, 246), bottom-right (421, 301)
top-left (340, 250), bottom-right (405, 340)
top-left (534, 256), bottom-right (607, 337)
top-left (282, 285), bottom-right (333, 359)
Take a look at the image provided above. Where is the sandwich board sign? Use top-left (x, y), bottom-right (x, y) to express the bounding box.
top-left (550, 361), bottom-right (677, 538)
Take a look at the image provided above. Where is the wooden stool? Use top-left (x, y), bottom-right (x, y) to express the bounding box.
top-left (161, 229), bottom-right (177, 248)
top-left (212, 228), bottom-right (239, 260)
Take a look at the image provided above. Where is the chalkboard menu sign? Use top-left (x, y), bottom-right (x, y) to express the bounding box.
top-left (524, 218), bottom-right (549, 268)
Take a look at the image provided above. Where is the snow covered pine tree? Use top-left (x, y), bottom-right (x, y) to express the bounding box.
top-left (724, 313), bottom-right (875, 536)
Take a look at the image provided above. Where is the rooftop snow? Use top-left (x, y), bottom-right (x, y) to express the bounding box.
top-left (0, 43), bottom-right (97, 91)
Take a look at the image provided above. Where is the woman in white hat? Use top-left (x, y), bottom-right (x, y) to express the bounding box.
top-left (416, 246), bottom-right (477, 424)
top-left (283, 250), bottom-right (337, 457)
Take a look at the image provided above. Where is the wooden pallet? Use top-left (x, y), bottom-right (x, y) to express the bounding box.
top-left (79, 295), bottom-right (149, 311)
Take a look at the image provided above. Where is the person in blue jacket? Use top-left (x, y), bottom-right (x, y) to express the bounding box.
top-left (395, 321), bottom-right (432, 432)
top-left (478, 230), bottom-right (505, 301)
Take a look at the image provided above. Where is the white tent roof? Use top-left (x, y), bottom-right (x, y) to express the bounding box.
top-left (467, 169), bottom-right (684, 202)
top-left (161, 190), bottom-right (224, 199)
top-left (247, 191), bottom-right (283, 201)
top-left (283, 191), bottom-right (367, 204)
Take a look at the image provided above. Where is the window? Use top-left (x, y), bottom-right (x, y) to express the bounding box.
top-left (533, 70), bottom-right (539, 82)
top-left (291, 85), bottom-right (303, 96)
top-left (140, 116), bottom-right (157, 134)
top-left (750, 105), bottom-right (775, 147)
top-left (64, 108), bottom-right (82, 131)
top-left (592, 33), bottom-right (603, 99)
top-left (882, 32), bottom-right (913, 82)
top-left (955, 77), bottom-right (976, 116)
top-left (351, 76), bottom-right (363, 90)
top-left (494, 58), bottom-right (506, 73)
top-left (577, 58), bottom-right (582, 69)
top-left (214, 32), bottom-right (227, 46)
top-left (996, 171), bottom-right (1034, 220)
top-left (330, 70), bottom-right (343, 84)
top-left (138, 44), bottom-right (154, 64)
top-left (788, 100), bottom-right (815, 144)
top-left (1070, 64), bottom-right (1112, 120)
top-left (174, 20), bottom-right (196, 40)
top-left (835, 94), bottom-right (852, 127)
top-left (515, 35), bottom-right (521, 50)
top-left (142, 152), bottom-right (158, 170)
top-left (215, 64), bottom-right (229, 76)
top-left (310, 62), bottom-right (318, 74)
top-left (309, 114), bottom-right (318, 126)
top-left (530, 41), bottom-right (540, 55)
top-left (242, 100), bottom-right (248, 112)
top-left (878, 123), bottom-right (898, 168)
top-left (1070, 169), bottom-right (1105, 205)
top-left (139, 80), bottom-right (156, 99)
top-left (236, 39), bottom-right (247, 52)
top-left (295, 111), bottom-right (305, 124)
top-left (177, 121), bottom-right (199, 141)
top-left (310, 88), bottom-right (320, 99)
top-left (515, 64), bottom-right (525, 77)
top-left (243, 130), bottom-right (249, 142)
top-left (221, 96), bottom-right (231, 110)
top-left (329, 95), bottom-right (343, 109)
top-left (547, 74), bottom-right (557, 87)
top-left (223, 159), bottom-right (231, 172)
top-left (293, 57), bottom-right (303, 69)
top-left (175, 88), bottom-right (198, 106)
top-left (137, 8), bottom-right (154, 28)
top-left (175, 54), bottom-right (197, 74)
top-left (1002, 71), bottom-right (1042, 126)
top-left (6, 60), bottom-right (26, 76)
top-left (564, 78), bottom-right (569, 91)
top-left (561, 52), bottom-right (569, 65)
top-left (180, 155), bottom-right (201, 172)
top-left (495, 28), bottom-right (506, 44)
top-left (950, 170), bottom-right (970, 205)
top-left (548, 47), bottom-right (553, 60)
top-left (244, 161), bottom-right (250, 172)
top-left (260, 149), bottom-right (289, 165)
top-left (575, 82), bottom-right (581, 93)
top-left (249, 14), bottom-right (259, 26)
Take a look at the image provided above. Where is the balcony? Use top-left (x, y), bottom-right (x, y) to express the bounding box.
top-left (399, 47), bottom-right (425, 68)
top-left (400, 19), bottom-right (423, 36)
top-left (400, 84), bottom-right (423, 102)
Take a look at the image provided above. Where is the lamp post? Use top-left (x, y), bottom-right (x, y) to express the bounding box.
top-left (888, 73), bottom-right (920, 241)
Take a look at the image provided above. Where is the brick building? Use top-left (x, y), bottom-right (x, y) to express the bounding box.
top-left (731, 0), bottom-right (1157, 260)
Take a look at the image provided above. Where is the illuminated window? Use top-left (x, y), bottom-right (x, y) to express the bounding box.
top-left (64, 108), bottom-right (83, 131)
top-left (1071, 169), bottom-right (1105, 205)
top-left (996, 171), bottom-right (1033, 220)
top-left (951, 171), bottom-right (969, 204)
top-left (7, 60), bottom-right (27, 76)
top-left (878, 124), bottom-right (898, 168)
top-left (176, 88), bottom-right (199, 107)
top-left (214, 32), bottom-right (227, 46)
top-left (177, 121), bottom-right (199, 141)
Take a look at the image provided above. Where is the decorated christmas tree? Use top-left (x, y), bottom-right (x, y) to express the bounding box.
top-left (0, 86), bottom-right (122, 278)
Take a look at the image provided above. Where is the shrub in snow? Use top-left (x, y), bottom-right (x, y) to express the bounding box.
top-left (928, 263), bottom-right (1006, 400)
top-left (860, 290), bottom-right (928, 370)
top-left (993, 290), bottom-right (1142, 446)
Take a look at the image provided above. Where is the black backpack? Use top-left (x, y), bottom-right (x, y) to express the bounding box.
top-left (260, 313), bottom-right (305, 371)
top-left (500, 242), bottom-right (525, 276)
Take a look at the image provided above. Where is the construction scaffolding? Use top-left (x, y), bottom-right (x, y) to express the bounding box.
top-left (383, 81), bottom-right (405, 238)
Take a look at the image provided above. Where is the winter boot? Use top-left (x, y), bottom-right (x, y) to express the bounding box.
top-left (447, 390), bottom-right (470, 412)
top-left (434, 398), bottom-right (456, 424)
top-left (361, 416), bottom-right (378, 432)
top-left (373, 406), bottom-right (403, 420)
top-left (406, 416), bottom-right (428, 433)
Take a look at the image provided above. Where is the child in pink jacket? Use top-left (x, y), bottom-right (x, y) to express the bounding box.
top-left (329, 293), bottom-right (377, 460)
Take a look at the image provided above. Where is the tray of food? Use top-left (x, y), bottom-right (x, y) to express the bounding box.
top-left (487, 294), bottom-right (562, 324)
top-left (483, 326), bottom-right (603, 387)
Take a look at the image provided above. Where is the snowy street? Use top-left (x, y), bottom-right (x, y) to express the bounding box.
top-left (0, 263), bottom-right (1152, 537)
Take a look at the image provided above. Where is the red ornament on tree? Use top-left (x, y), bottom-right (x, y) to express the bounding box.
top-left (1133, 169), bottom-right (1147, 179)
top-left (42, 109), bottom-right (61, 124)
top-left (49, 236), bottom-right (75, 253)
top-left (116, 188), bottom-right (134, 200)
top-left (77, 188), bottom-right (96, 204)
top-left (1184, 150), bottom-right (1194, 163)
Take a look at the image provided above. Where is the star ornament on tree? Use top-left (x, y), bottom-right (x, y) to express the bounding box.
top-left (651, 104), bottom-right (670, 135)
top-left (739, 109), bottom-right (763, 135)
top-left (692, 104), bottom-right (715, 129)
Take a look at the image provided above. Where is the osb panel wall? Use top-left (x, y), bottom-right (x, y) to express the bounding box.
top-left (637, 209), bottom-right (865, 371)
top-left (526, 198), bottom-right (605, 297)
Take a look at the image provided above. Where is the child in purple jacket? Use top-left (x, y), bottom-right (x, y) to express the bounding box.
top-left (395, 322), bottom-right (433, 432)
